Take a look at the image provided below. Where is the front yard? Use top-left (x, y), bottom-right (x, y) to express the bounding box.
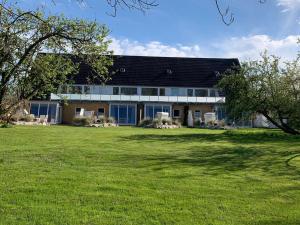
top-left (0, 126), bottom-right (300, 225)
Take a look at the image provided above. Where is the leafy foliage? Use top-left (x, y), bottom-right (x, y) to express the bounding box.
top-left (0, 2), bottom-right (113, 119)
top-left (218, 52), bottom-right (300, 134)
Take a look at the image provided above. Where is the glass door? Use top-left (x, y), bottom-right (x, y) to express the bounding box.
top-left (110, 104), bottom-right (136, 125)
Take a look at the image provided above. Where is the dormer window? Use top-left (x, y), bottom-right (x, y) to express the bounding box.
top-left (166, 69), bottom-right (173, 75)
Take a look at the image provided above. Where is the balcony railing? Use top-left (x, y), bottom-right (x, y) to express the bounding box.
top-left (51, 93), bottom-right (225, 104)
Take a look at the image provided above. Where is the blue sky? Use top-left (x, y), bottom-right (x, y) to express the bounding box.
top-left (13, 0), bottom-right (300, 60)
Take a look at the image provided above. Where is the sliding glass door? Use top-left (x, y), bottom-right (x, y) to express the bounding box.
top-left (110, 104), bottom-right (136, 125)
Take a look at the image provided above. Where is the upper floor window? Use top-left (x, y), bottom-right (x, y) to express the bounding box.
top-left (195, 89), bottom-right (208, 97)
top-left (121, 87), bottom-right (137, 95)
top-left (187, 89), bottom-right (194, 97)
top-left (60, 85), bottom-right (68, 94)
top-left (159, 88), bottom-right (165, 96)
top-left (210, 89), bottom-right (216, 97)
top-left (113, 87), bottom-right (119, 95)
top-left (69, 86), bottom-right (82, 94)
top-left (171, 88), bottom-right (180, 96)
top-left (142, 88), bottom-right (158, 96)
top-left (84, 86), bottom-right (91, 94)
top-left (97, 108), bottom-right (105, 116)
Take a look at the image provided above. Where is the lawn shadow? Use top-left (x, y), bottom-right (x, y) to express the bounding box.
top-left (118, 130), bottom-right (300, 177)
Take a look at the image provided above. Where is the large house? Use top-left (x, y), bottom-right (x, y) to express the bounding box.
top-left (29, 55), bottom-right (239, 125)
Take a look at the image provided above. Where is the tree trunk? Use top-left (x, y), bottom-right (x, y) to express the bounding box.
top-left (261, 112), bottom-right (300, 135)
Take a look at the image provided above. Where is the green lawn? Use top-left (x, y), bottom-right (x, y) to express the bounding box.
top-left (0, 126), bottom-right (300, 225)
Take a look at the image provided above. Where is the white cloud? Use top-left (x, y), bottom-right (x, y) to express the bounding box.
top-left (277, 0), bottom-right (300, 12)
top-left (109, 35), bottom-right (299, 62)
top-left (213, 35), bottom-right (299, 61)
top-left (109, 38), bottom-right (204, 58)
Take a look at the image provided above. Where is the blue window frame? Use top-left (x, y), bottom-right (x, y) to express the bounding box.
top-left (110, 104), bottom-right (136, 125)
top-left (145, 105), bottom-right (171, 119)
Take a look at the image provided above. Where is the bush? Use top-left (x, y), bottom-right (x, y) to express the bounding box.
top-left (107, 117), bottom-right (115, 124)
top-left (97, 115), bottom-right (107, 124)
top-left (172, 119), bottom-right (182, 127)
top-left (152, 118), bottom-right (163, 128)
top-left (20, 114), bottom-right (35, 122)
top-left (139, 118), bottom-right (153, 127)
top-left (0, 122), bottom-right (13, 128)
top-left (73, 117), bottom-right (92, 126)
top-left (162, 117), bottom-right (172, 125)
top-left (194, 119), bottom-right (201, 127)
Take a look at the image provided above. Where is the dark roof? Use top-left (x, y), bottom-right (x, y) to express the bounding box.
top-left (73, 55), bottom-right (240, 88)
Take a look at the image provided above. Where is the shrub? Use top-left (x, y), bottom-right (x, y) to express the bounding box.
top-left (20, 114), bottom-right (34, 122)
top-left (218, 120), bottom-right (226, 127)
top-left (162, 117), bottom-right (172, 125)
top-left (0, 122), bottom-right (13, 128)
top-left (139, 118), bottom-right (153, 127)
top-left (107, 117), bottom-right (115, 124)
top-left (73, 117), bottom-right (92, 126)
top-left (172, 119), bottom-right (182, 127)
top-left (152, 118), bottom-right (163, 128)
top-left (97, 115), bottom-right (107, 124)
top-left (194, 119), bottom-right (201, 127)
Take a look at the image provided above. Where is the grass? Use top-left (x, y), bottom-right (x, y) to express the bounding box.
top-left (0, 126), bottom-right (300, 225)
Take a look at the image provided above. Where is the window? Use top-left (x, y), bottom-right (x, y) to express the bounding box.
top-left (120, 87), bottom-right (137, 95)
top-left (145, 105), bottom-right (171, 119)
top-left (210, 89), bottom-right (216, 97)
top-left (194, 110), bottom-right (201, 119)
top-left (195, 89), bottom-right (208, 97)
top-left (75, 108), bottom-right (83, 116)
top-left (69, 86), bottom-right (82, 94)
top-left (159, 88), bottom-right (165, 96)
top-left (60, 85), bottom-right (68, 94)
top-left (30, 104), bottom-right (39, 116)
top-left (187, 89), bottom-right (194, 96)
top-left (39, 104), bottom-right (48, 116)
top-left (84, 86), bottom-right (91, 94)
top-left (173, 109), bottom-right (180, 118)
top-left (113, 87), bottom-right (119, 95)
top-left (171, 88), bottom-right (180, 96)
top-left (30, 103), bottom-right (58, 122)
top-left (98, 108), bottom-right (105, 116)
top-left (142, 88), bottom-right (158, 96)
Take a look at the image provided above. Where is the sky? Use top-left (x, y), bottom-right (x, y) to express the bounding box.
top-left (10, 0), bottom-right (300, 61)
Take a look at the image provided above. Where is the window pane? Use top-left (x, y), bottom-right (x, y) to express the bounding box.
top-left (119, 105), bottom-right (128, 124)
top-left (98, 108), bottom-right (105, 116)
top-left (113, 87), bottom-right (119, 95)
top-left (121, 87), bottom-right (137, 95)
top-left (39, 104), bottom-right (48, 116)
top-left (171, 88), bottom-right (179, 96)
top-left (187, 89), bottom-right (194, 96)
top-left (111, 105), bottom-right (119, 122)
top-left (146, 106), bottom-right (154, 119)
top-left (210, 90), bottom-right (216, 97)
top-left (195, 89), bottom-right (208, 97)
top-left (194, 110), bottom-right (201, 119)
top-left (128, 106), bottom-right (136, 125)
top-left (173, 109), bottom-right (180, 117)
top-left (159, 88), bottom-right (165, 96)
top-left (48, 104), bottom-right (57, 122)
top-left (30, 104), bottom-right (39, 116)
top-left (60, 85), bottom-right (68, 94)
top-left (69, 86), bottom-right (82, 94)
top-left (154, 106), bottom-right (162, 118)
top-left (84, 86), bottom-right (91, 94)
top-left (162, 106), bottom-right (170, 116)
top-left (142, 88), bottom-right (158, 96)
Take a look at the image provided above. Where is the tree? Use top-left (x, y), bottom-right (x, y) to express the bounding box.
top-left (218, 53), bottom-right (300, 135)
top-left (0, 2), bottom-right (113, 120)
